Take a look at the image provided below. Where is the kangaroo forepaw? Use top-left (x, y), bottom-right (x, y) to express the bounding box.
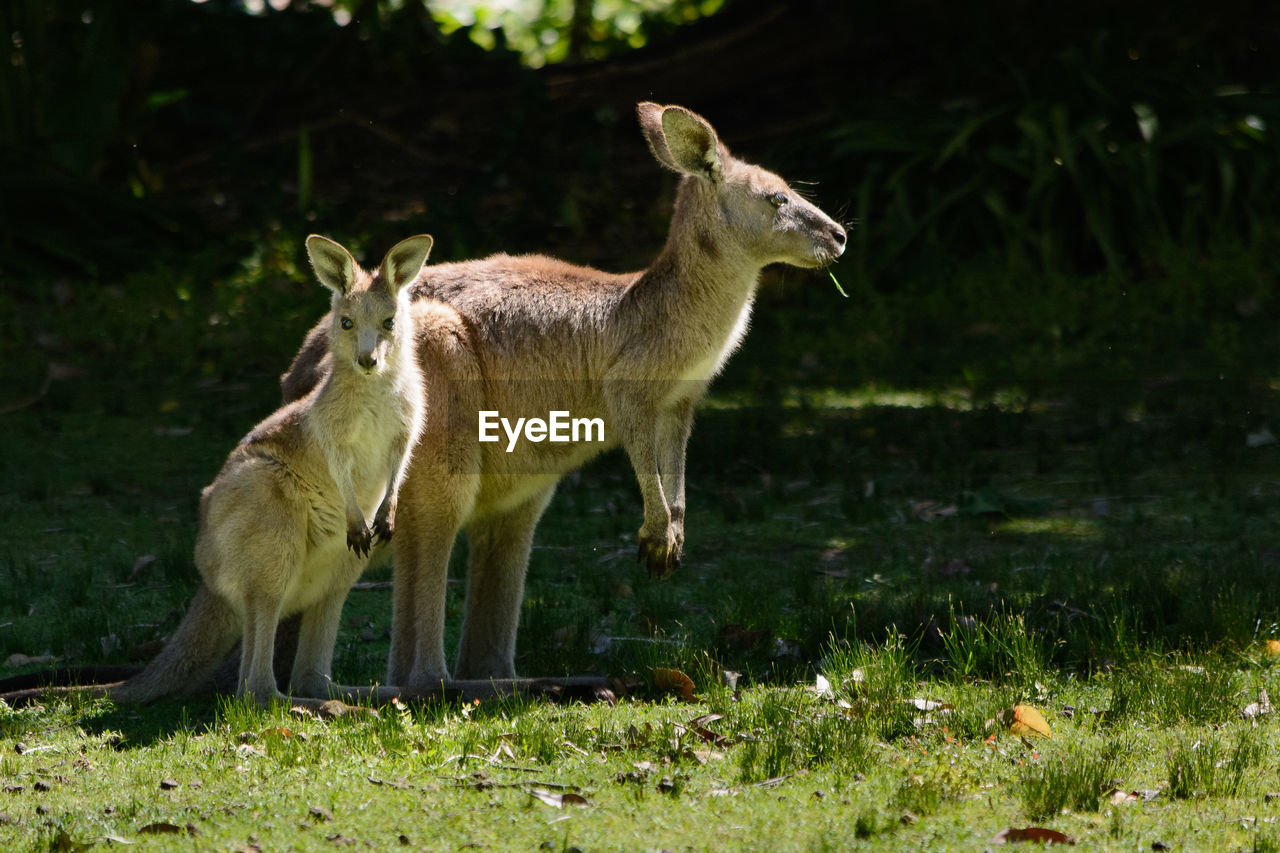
top-left (347, 524), bottom-right (372, 558)
top-left (372, 516), bottom-right (394, 546)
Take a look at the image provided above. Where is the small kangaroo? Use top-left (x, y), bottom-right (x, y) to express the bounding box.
top-left (280, 103), bottom-right (846, 688)
top-left (113, 233), bottom-right (431, 705)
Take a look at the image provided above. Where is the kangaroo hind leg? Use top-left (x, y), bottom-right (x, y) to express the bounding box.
top-left (288, 552), bottom-right (367, 698)
top-left (454, 484), bottom-right (557, 681)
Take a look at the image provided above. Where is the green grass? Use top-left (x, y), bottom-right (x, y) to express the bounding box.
top-left (1, 238), bottom-right (1280, 849)
top-left (3, 379), bottom-right (1280, 849)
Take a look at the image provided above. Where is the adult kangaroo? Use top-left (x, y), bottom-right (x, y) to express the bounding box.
top-left (280, 103), bottom-right (847, 687)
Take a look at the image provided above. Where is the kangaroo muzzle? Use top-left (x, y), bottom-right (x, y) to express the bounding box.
top-left (357, 331), bottom-right (382, 372)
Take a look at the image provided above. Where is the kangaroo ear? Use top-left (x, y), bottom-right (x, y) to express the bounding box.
top-left (647, 104), bottom-right (724, 183)
top-left (306, 235), bottom-right (359, 295)
top-left (637, 102), bottom-right (682, 173)
top-left (379, 234), bottom-right (433, 294)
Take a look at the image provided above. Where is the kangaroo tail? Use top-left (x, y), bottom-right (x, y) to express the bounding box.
top-left (108, 583), bottom-right (240, 704)
top-left (0, 665), bottom-right (142, 693)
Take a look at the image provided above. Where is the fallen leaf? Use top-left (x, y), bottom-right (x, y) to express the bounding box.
top-left (138, 822), bottom-right (195, 836)
top-left (991, 827), bottom-right (1075, 845)
top-left (905, 698), bottom-right (953, 713)
top-left (996, 705), bottom-right (1052, 739)
top-left (912, 500), bottom-right (958, 522)
top-left (159, 778), bottom-right (180, 790)
top-left (652, 667), bottom-right (695, 701)
top-left (687, 714), bottom-right (728, 746)
top-left (528, 788), bottom-right (589, 808)
top-left (813, 674), bottom-right (835, 700)
top-left (1263, 640), bottom-right (1280, 657)
top-left (308, 805), bottom-right (334, 822)
top-left (1108, 788), bottom-right (1140, 805)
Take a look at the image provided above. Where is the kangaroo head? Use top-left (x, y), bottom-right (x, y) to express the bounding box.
top-left (305, 234), bottom-right (434, 375)
top-left (637, 102), bottom-right (846, 270)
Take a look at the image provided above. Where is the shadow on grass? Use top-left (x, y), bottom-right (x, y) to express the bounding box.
top-left (1, 380), bottom-right (1278, 725)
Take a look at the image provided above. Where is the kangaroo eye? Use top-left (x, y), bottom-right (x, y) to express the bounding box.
top-left (340, 317), bottom-right (353, 330)
top-left (768, 192), bottom-right (787, 208)
top-left (382, 317), bottom-right (394, 331)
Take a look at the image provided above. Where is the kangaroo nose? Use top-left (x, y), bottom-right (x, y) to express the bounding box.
top-left (358, 355), bottom-right (377, 370)
top-left (831, 225), bottom-right (847, 247)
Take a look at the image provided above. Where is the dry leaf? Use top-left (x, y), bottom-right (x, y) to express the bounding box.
top-left (652, 667), bottom-right (695, 701)
top-left (687, 714), bottom-right (728, 746)
top-left (912, 500), bottom-right (958, 522)
top-left (813, 674), bottom-right (835, 700)
top-left (528, 788), bottom-right (589, 808)
top-left (991, 827), bottom-right (1075, 845)
top-left (1108, 788), bottom-right (1140, 805)
top-left (904, 698), bottom-right (953, 713)
top-left (138, 822), bottom-right (195, 836)
top-left (996, 705), bottom-right (1052, 739)
top-left (1263, 639), bottom-right (1280, 657)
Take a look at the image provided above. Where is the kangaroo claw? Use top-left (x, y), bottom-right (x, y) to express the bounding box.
top-left (347, 525), bottom-right (372, 557)
top-left (372, 517), bottom-right (394, 546)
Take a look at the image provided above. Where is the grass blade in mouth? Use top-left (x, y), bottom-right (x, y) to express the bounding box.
top-left (829, 270), bottom-right (849, 297)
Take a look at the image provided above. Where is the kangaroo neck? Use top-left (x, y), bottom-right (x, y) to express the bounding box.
top-left (625, 181), bottom-right (761, 332)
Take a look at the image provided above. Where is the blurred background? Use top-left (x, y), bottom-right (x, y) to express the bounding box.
top-left (3, 0), bottom-right (1277, 405)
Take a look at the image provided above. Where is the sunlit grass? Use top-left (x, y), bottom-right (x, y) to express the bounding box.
top-left (995, 517), bottom-right (1104, 538)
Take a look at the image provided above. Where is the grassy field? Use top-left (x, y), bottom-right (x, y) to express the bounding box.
top-left (2, 239), bottom-right (1280, 850)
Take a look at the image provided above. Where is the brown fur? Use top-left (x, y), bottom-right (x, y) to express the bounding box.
top-left (280, 104), bottom-right (847, 686)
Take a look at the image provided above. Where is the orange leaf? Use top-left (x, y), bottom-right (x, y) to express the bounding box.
top-left (991, 826), bottom-right (1075, 845)
top-left (996, 705), bottom-right (1052, 739)
top-left (1263, 639), bottom-right (1280, 657)
top-left (652, 667), bottom-right (696, 701)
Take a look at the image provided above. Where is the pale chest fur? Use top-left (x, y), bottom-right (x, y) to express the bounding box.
top-left (676, 293), bottom-right (755, 383)
top-left (305, 378), bottom-right (414, 515)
